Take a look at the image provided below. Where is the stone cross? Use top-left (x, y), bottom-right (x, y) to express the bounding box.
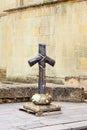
top-left (28, 44), bottom-right (55, 94)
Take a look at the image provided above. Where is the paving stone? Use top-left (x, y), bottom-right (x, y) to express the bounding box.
top-left (29, 124), bottom-right (71, 130)
top-left (0, 102), bottom-right (87, 130)
top-left (18, 122), bottom-right (46, 130)
top-left (65, 121), bottom-right (87, 130)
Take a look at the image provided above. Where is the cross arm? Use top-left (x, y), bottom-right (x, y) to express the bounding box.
top-left (45, 56), bottom-right (55, 66)
top-left (28, 55), bottom-right (41, 67)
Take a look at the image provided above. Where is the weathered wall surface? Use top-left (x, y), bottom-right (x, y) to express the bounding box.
top-left (24, 0), bottom-right (44, 5)
top-left (0, 0), bottom-right (87, 84)
top-left (0, 0), bottom-right (17, 12)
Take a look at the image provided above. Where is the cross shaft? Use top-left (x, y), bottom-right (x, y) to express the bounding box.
top-left (28, 44), bottom-right (55, 94)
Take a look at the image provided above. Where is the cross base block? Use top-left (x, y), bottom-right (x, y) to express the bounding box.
top-left (19, 102), bottom-right (61, 116)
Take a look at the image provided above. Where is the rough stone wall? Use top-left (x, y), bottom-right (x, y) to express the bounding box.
top-left (0, 69), bottom-right (6, 82)
top-left (0, 0), bottom-right (87, 87)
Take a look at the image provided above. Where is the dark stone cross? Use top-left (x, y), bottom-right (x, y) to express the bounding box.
top-left (20, 47), bottom-right (61, 115)
top-left (28, 44), bottom-right (55, 94)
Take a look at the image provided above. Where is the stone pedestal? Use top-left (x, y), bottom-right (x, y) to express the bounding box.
top-left (20, 102), bottom-right (61, 116)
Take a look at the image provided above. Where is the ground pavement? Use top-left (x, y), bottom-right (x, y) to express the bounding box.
top-left (0, 102), bottom-right (87, 130)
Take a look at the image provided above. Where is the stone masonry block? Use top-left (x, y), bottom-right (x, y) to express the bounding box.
top-left (31, 27), bottom-right (40, 36)
top-left (0, 69), bottom-right (6, 81)
top-left (40, 26), bottom-right (54, 35)
top-left (79, 24), bottom-right (87, 33)
top-left (52, 87), bottom-right (84, 102)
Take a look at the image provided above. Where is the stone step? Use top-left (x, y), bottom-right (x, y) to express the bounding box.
top-left (0, 82), bottom-right (84, 103)
top-left (84, 91), bottom-right (87, 99)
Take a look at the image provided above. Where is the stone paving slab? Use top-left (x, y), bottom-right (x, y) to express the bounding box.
top-left (0, 102), bottom-right (87, 130)
top-left (65, 121), bottom-right (87, 130)
top-left (29, 124), bottom-right (71, 130)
